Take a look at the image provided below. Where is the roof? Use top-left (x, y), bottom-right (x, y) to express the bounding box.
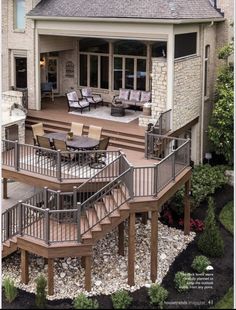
top-left (28, 0), bottom-right (223, 20)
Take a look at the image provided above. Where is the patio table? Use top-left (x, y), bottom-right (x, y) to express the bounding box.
top-left (44, 132), bottom-right (99, 150)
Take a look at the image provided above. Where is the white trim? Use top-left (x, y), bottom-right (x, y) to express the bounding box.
top-left (35, 29), bottom-right (41, 110)
top-left (28, 16), bottom-right (225, 24)
top-left (167, 29), bottom-right (174, 119)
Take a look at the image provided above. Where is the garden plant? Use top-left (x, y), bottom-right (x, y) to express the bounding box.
top-left (35, 274), bottom-right (47, 309)
top-left (73, 293), bottom-right (99, 309)
top-left (191, 256), bottom-right (211, 273)
top-left (3, 277), bottom-right (18, 303)
top-left (148, 283), bottom-right (168, 309)
top-left (174, 272), bottom-right (192, 293)
top-left (111, 290), bottom-right (133, 309)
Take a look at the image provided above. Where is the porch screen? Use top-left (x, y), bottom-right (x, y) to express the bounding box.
top-left (174, 32), bottom-right (197, 58)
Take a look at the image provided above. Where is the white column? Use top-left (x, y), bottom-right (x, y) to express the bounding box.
top-left (35, 29), bottom-right (41, 110)
top-left (167, 28), bottom-right (174, 127)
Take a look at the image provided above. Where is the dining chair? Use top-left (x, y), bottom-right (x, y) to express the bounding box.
top-left (70, 122), bottom-right (83, 136)
top-left (88, 125), bottom-right (102, 141)
top-left (36, 135), bottom-right (55, 164)
top-left (32, 123), bottom-right (45, 145)
top-left (53, 138), bottom-right (75, 170)
top-left (89, 137), bottom-right (110, 169)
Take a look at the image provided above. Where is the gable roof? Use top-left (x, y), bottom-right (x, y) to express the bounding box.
top-left (28, 0), bottom-right (223, 20)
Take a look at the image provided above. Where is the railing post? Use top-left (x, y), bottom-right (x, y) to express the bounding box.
top-left (18, 200), bottom-right (23, 236)
top-left (14, 140), bottom-right (19, 171)
top-left (44, 208), bottom-right (50, 245)
top-left (172, 151), bottom-right (176, 181)
top-left (57, 190), bottom-right (61, 221)
top-left (43, 187), bottom-right (48, 209)
top-left (187, 140), bottom-right (191, 166)
top-left (153, 164), bottom-right (158, 197)
top-left (77, 202), bottom-right (81, 243)
top-left (128, 166), bottom-right (134, 199)
top-left (56, 150), bottom-right (62, 181)
top-left (5, 212), bottom-right (10, 240)
top-left (73, 186), bottom-right (77, 208)
top-left (145, 132), bottom-right (148, 158)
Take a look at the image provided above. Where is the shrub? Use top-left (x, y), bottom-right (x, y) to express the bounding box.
top-left (174, 272), bottom-right (191, 293)
top-left (35, 274), bottom-right (47, 309)
top-left (148, 284), bottom-right (168, 308)
top-left (179, 218), bottom-right (204, 232)
top-left (191, 256), bottom-right (211, 273)
top-left (172, 165), bottom-right (227, 215)
top-left (73, 293), bottom-right (99, 309)
top-left (3, 277), bottom-right (18, 303)
top-left (198, 197), bottom-right (224, 257)
top-left (111, 290), bottom-right (133, 309)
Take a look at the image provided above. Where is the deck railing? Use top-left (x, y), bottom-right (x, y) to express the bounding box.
top-left (2, 136), bottom-right (190, 245)
top-left (2, 139), bottom-right (120, 181)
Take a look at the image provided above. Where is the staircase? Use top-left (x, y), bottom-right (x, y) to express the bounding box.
top-left (26, 115), bottom-right (145, 152)
top-left (2, 236), bottom-right (18, 258)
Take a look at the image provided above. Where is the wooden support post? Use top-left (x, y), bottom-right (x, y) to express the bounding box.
top-left (3, 178), bottom-right (8, 199)
top-left (48, 258), bottom-right (54, 296)
top-left (128, 213), bottom-right (135, 286)
top-left (141, 212), bottom-right (148, 225)
top-left (150, 211), bottom-right (158, 282)
top-left (85, 256), bottom-right (92, 291)
top-left (21, 249), bottom-right (29, 284)
top-left (118, 222), bottom-right (125, 256)
top-left (184, 179), bottom-right (191, 235)
top-left (81, 256), bottom-right (86, 268)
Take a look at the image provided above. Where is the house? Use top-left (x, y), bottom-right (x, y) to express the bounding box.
top-left (1, 0), bottom-right (234, 296)
top-left (1, 0), bottom-right (233, 164)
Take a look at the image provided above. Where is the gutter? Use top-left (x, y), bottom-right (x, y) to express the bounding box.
top-left (26, 15), bottom-right (225, 24)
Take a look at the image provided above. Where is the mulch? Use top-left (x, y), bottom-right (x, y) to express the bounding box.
top-left (2, 185), bottom-right (233, 309)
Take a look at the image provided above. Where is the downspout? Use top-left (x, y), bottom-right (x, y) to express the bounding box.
top-left (200, 24), bottom-right (206, 163)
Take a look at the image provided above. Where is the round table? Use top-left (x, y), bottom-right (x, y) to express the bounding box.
top-left (44, 132), bottom-right (99, 150)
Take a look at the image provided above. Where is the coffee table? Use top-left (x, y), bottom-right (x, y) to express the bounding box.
top-left (111, 102), bottom-right (125, 117)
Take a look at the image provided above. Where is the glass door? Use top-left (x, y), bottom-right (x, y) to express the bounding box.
top-left (15, 57), bottom-right (27, 88)
top-left (47, 57), bottom-right (59, 92)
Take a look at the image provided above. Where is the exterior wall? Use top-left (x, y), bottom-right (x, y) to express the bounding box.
top-left (2, 0), bottom-right (37, 109)
top-left (172, 57), bottom-right (202, 130)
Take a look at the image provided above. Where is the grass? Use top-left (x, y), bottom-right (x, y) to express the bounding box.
top-left (214, 287), bottom-right (234, 309)
top-left (219, 201), bottom-right (234, 234)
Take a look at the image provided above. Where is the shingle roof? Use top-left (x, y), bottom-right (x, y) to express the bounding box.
top-left (28, 0), bottom-right (223, 20)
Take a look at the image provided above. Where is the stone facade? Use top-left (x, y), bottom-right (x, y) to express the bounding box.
top-left (172, 57), bottom-right (202, 130)
top-left (151, 58), bottom-right (168, 119)
top-left (1, 0), bottom-right (36, 109)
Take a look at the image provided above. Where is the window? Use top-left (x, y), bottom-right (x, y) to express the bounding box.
top-left (79, 38), bottom-right (109, 89)
top-left (114, 40), bottom-right (147, 56)
top-left (204, 45), bottom-right (210, 97)
top-left (152, 42), bottom-right (167, 57)
top-left (174, 32), bottom-right (197, 58)
top-left (14, 0), bottom-right (25, 30)
top-left (15, 57), bottom-right (27, 88)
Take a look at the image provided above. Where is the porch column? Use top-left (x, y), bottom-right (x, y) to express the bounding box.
top-left (118, 222), bottom-right (125, 256)
top-left (167, 32), bottom-right (175, 115)
top-left (150, 211), bottom-right (158, 282)
top-left (184, 179), bottom-right (191, 235)
top-left (146, 42), bottom-right (151, 91)
top-left (2, 178), bottom-right (8, 199)
top-left (85, 256), bottom-right (92, 291)
top-left (21, 249), bottom-right (29, 284)
top-left (35, 29), bottom-right (41, 110)
top-left (48, 258), bottom-right (54, 295)
top-left (128, 213), bottom-right (135, 286)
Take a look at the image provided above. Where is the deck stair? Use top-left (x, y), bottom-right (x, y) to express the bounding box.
top-left (26, 115), bottom-right (145, 152)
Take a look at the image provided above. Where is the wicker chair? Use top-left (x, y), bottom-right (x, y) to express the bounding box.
top-left (70, 122), bottom-right (83, 136)
top-left (88, 125), bottom-right (102, 141)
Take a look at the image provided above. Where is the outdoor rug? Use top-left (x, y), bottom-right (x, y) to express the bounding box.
top-left (69, 106), bottom-right (142, 123)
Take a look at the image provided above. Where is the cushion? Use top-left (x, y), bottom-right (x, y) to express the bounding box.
top-left (140, 91), bottom-right (151, 103)
top-left (79, 99), bottom-right (90, 107)
top-left (130, 90), bottom-right (141, 102)
top-left (119, 89), bottom-right (130, 101)
top-left (69, 101), bottom-right (79, 108)
top-left (67, 91), bottom-right (78, 102)
top-left (82, 88), bottom-right (92, 97)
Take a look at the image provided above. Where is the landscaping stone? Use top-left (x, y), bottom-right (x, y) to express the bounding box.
top-left (2, 219), bottom-right (195, 300)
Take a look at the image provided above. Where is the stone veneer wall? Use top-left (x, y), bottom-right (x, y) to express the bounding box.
top-left (2, 119), bottom-right (26, 146)
top-left (139, 57), bottom-right (167, 128)
top-left (172, 57), bottom-right (202, 131)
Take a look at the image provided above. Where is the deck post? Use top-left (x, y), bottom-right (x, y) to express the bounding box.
top-left (128, 212), bottom-right (135, 286)
top-left (85, 256), bottom-right (92, 291)
top-left (141, 213), bottom-right (148, 225)
top-left (128, 165), bottom-right (134, 199)
top-left (118, 222), bottom-right (125, 256)
top-left (43, 187), bottom-right (48, 209)
top-left (14, 140), bottom-right (19, 171)
top-left (48, 258), bottom-right (54, 295)
top-left (150, 211), bottom-right (158, 282)
top-left (56, 150), bottom-right (62, 181)
top-left (44, 208), bottom-right (50, 244)
top-left (21, 249), bottom-right (29, 284)
top-left (184, 179), bottom-right (191, 235)
top-left (3, 178), bottom-right (8, 199)
top-left (172, 151), bottom-right (176, 181)
top-left (77, 202), bottom-right (81, 243)
top-left (18, 200), bottom-right (23, 236)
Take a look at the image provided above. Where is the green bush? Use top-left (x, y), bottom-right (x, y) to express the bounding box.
top-left (73, 293), bottom-right (99, 309)
top-left (191, 256), bottom-right (211, 273)
top-left (198, 197), bottom-right (224, 257)
top-left (3, 277), bottom-right (18, 303)
top-left (172, 165), bottom-right (227, 215)
top-left (35, 274), bottom-right (47, 309)
top-left (174, 272), bottom-right (191, 293)
top-left (148, 283), bottom-right (168, 308)
top-left (111, 290), bottom-right (133, 309)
